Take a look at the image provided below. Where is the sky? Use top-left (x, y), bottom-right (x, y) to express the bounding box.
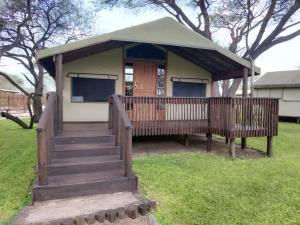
top-left (1, 6), bottom-right (300, 85)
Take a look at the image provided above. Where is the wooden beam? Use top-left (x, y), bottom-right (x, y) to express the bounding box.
top-left (242, 67), bottom-right (248, 97)
top-left (184, 134), bottom-right (189, 147)
top-left (267, 136), bottom-right (273, 157)
top-left (241, 67), bottom-right (248, 149)
top-left (207, 133), bottom-right (212, 152)
top-left (229, 138), bottom-right (236, 158)
top-left (63, 41), bottom-right (127, 63)
top-left (198, 49), bottom-right (238, 70)
top-left (55, 54), bottom-right (63, 134)
top-left (213, 68), bottom-right (246, 81)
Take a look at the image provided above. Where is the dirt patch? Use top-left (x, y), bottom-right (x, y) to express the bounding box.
top-left (133, 134), bottom-right (265, 159)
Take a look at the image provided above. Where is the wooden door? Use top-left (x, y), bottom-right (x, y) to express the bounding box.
top-left (131, 62), bottom-right (165, 121)
top-left (133, 62), bottom-right (157, 96)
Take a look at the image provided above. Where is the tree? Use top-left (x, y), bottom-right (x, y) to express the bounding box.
top-left (0, 0), bottom-right (94, 122)
top-left (100, 0), bottom-right (300, 96)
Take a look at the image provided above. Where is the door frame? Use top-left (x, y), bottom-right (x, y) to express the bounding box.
top-left (122, 48), bottom-right (168, 97)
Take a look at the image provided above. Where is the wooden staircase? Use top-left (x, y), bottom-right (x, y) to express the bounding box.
top-left (33, 125), bottom-right (137, 202)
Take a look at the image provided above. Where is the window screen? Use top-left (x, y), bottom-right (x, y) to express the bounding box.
top-left (173, 81), bottom-right (206, 97)
top-left (72, 77), bottom-right (115, 102)
top-left (126, 44), bottom-right (166, 61)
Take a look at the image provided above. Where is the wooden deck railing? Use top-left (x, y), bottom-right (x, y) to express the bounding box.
top-left (36, 92), bottom-right (57, 185)
top-left (109, 95), bottom-right (133, 177)
top-left (120, 96), bottom-right (279, 138)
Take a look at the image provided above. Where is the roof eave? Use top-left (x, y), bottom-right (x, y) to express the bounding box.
top-left (254, 84), bottom-right (300, 88)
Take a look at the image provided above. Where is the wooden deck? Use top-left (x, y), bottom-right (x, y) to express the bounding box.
top-left (131, 120), bottom-right (208, 136)
top-left (34, 93), bottom-right (279, 202)
top-left (119, 96), bottom-right (279, 138)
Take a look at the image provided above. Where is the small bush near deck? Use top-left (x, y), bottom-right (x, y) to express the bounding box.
top-left (0, 119), bottom-right (36, 225)
top-left (134, 123), bottom-right (300, 225)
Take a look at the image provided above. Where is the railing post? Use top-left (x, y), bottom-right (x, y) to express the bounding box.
top-left (114, 106), bottom-right (121, 146)
top-left (229, 138), bottom-right (236, 159)
top-left (108, 96), bottom-right (113, 130)
top-left (54, 54), bottom-right (63, 134)
top-left (241, 67), bottom-right (248, 149)
top-left (267, 136), bottom-right (273, 157)
top-left (36, 128), bottom-right (48, 185)
top-left (124, 126), bottom-right (133, 177)
top-left (206, 98), bottom-right (212, 152)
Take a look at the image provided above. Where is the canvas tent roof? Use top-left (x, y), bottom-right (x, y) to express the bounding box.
top-left (254, 70), bottom-right (300, 88)
top-left (38, 17), bottom-right (260, 80)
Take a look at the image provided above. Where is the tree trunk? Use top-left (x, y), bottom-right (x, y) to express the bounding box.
top-left (32, 64), bottom-right (44, 122)
top-left (1, 112), bottom-right (32, 129)
top-left (222, 80), bottom-right (230, 96)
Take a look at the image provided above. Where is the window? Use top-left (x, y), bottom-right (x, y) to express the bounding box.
top-left (125, 63), bottom-right (134, 96)
top-left (126, 44), bottom-right (166, 61)
top-left (156, 64), bottom-right (166, 96)
top-left (72, 77), bottom-right (115, 102)
top-left (173, 81), bottom-right (206, 97)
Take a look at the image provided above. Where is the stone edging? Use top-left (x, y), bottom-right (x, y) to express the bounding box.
top-left (16, 200), bottom-right (156, 225)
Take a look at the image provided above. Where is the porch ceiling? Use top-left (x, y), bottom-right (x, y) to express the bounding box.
top-left (39, 40), bottom-right (257, 81)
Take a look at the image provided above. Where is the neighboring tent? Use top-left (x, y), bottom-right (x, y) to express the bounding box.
top-left (254, 70), bottom-right (300, 122)
top-left (254, 70), bottom-right (300, 88)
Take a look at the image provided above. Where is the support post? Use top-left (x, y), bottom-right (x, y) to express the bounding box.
top-left (124, 127), bottom-right (133, 177)
top-left (115, 111), bottom-right (121, 146)
top-left (54, 54), bottom-right (63, 134)
top-left (108, 96), bottom-right (113, 129)
top-left (241, 67), bottom-right (248, 149)
top-left (267, 136), bottom-right (273, 157)
top-left (207, 133), bottom-right (212, 152)
top-left (184, 134), bottom-right (189, 147)
top-left (229, 138), bottom-right (236, 158)
top-left (37, 129), bottom-right (48, 185)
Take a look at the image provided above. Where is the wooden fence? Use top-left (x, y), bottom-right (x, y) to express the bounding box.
top-left (0, 90), bottom-right (27, 113)
top-left (120, 96), bottom-right (279, 138)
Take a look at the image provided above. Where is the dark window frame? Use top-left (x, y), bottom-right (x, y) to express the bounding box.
top-left (70, 74), bottom-right (116, 103)
top-left (172, 81), bottom-right (207, 97)
top-left (125, 44), bottom-right (167, 62)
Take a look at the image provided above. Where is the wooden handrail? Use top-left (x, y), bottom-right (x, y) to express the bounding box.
top-left (112, 95), bottom-right (132, 129)
top-left (36, 92), bottom-right (57, 185)
top-left (109, 94), bottom-right (133, 177)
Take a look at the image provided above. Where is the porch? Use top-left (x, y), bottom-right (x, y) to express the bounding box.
top-left (109, 95), bottom-right (279, 157)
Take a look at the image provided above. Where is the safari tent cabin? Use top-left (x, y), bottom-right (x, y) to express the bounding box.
top-left (254, 70), bottom-right (300, 123)
top-left (32, 17), bottom-right (279, 202)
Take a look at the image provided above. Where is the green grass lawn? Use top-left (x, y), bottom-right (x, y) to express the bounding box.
top-left (134, 123), bottom-right (300, 225)
top-left (0, 119), bottom-right (36, 225)
top-left (0, 120), bottom-right (299, 225)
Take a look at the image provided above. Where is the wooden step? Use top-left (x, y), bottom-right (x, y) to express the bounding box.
top-left (59, 128), bottom-right (113, 137)
top-left (53, 135), bottom-right (115, 145)
top-left (48, 159), bottom-right (123, 176)
top-left (51, 155), bottom-right (120, 166)
top-left (33, 176), bottom-right (137, 202)
top-left (48, 170), bottom-right (125, 185)
top-left (52, 145), bottom-right (120, 159)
